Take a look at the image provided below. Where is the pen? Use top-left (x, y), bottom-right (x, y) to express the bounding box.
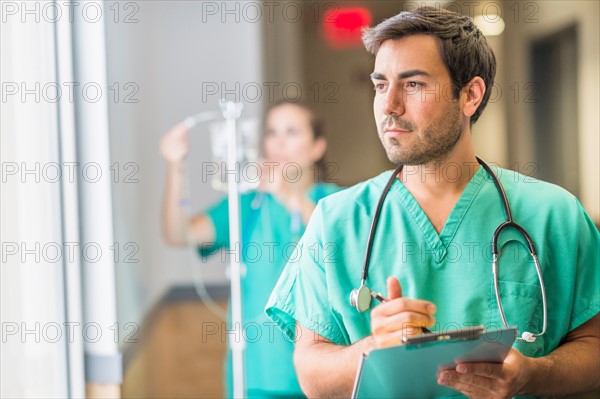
top-left (370, 291), bottom-right (433, 334)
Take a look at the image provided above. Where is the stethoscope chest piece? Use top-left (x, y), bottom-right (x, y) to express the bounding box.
top-left (350, 285), bottom-right (372, 312)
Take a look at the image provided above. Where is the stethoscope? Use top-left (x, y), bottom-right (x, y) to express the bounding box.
top-left (349, 157), bottom-right (548, 343)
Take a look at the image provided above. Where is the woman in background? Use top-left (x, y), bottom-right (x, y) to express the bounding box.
top-left (160, 101), bottom-right (342, 398)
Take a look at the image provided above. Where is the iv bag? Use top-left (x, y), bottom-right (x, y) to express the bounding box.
top-left (208, 118), bottom-right (261, 193)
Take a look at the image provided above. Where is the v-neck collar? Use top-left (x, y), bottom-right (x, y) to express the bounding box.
top-left (389, 165), bottom-right (487, 263)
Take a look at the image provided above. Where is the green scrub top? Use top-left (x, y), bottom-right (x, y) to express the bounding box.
top-left (199, 182), bottom-right (342, 398)
top-left (266, 165), bottom-right (600, 396)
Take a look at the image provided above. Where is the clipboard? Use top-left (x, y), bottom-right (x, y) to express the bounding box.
top-left (351, 327), bottom-right (517, 399)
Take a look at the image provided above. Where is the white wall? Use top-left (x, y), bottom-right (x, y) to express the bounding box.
top-left (104, 1), bottom-right (264, 339)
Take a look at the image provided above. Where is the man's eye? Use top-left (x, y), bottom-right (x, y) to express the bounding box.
top-left (374, 83), bottom-right (386, 91)
top-left (406, 81), bottom-right (424, 89)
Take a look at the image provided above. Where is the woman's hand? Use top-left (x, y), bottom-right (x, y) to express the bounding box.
top-left (160, 121), bottom-right (190, 165)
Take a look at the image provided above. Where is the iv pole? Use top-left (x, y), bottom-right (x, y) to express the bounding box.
top-left (220, 100), bottom-right (246, 398)
top-left (182, 100), bottom-right (247, 398)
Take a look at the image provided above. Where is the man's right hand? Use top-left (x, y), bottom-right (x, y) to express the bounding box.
top-left (370, 276), bottom-right (437, 349)
top-left (160, 121), bottom-right (190, 164)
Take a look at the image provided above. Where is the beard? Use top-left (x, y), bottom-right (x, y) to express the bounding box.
top-left (378, 102), bottom-right (463, 166)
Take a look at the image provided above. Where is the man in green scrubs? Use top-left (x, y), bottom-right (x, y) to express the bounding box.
top-left (266, 7), bottom-right (600, 398)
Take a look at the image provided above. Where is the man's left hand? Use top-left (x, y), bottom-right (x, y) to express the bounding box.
top-left (437, 348), bottom-right (533, 398)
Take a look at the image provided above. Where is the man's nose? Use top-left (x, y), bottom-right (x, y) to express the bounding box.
top-left (381, 86), bottom-right (406, 116)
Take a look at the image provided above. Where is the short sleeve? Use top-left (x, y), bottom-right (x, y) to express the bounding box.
top-left (568, 199), bottom-right (600, 331)
top-left (197, 197), bottom-right (230, 258)
top-left (265, 203), bottom-right (346, 345)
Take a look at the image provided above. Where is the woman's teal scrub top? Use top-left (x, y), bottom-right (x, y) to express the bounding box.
top-left (199, 183), bottom-right (341, 398)
top-left (266, 166), bottom-right (599, 380)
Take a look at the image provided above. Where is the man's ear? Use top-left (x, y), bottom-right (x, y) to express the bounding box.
top-left (461, 76), bottom-right (486, 119)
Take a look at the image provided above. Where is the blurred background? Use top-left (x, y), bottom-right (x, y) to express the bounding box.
top-left (2, 0), bottom-right (599, 398)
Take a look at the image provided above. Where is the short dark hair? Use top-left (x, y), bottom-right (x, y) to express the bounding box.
top-left (362, 6), bottom-right (496, 124)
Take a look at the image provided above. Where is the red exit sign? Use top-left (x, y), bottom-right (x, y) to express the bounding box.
top-left (322, 7), bottom-right (373, 49)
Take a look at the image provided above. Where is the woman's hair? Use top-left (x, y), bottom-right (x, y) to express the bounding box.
top-left (267, 100), bottom-right (325, 139)
top-left (265, 100), bottom-right (328, 181)
top-left (362, 6), bottom-right (496, 124)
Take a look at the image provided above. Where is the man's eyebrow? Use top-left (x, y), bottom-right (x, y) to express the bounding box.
top-left (370, 70), bottom-right (431, 80)
top-left (370, 72), bottom-right (386, 80)
top-left (398, 69), bottom-right (430, 79)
